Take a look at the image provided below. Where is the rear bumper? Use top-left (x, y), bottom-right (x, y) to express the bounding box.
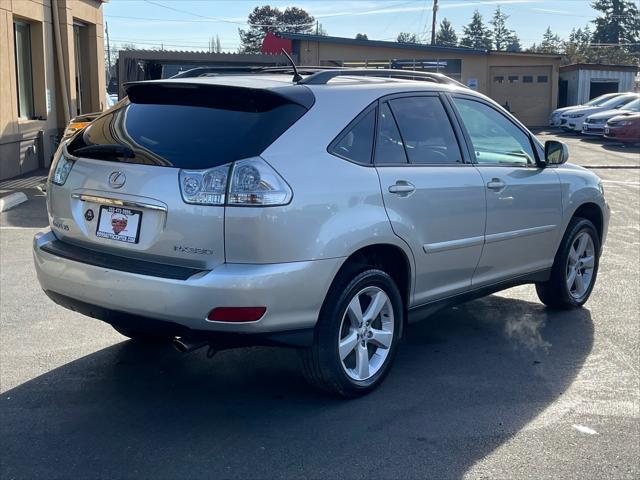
top-left (34, 229), bottom-right (343, 335)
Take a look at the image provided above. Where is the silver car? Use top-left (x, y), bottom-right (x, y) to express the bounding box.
top-left (34, 69), bottom-right (609, 396)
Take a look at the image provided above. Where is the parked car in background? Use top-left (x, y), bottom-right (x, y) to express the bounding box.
top-left (35, 69), bottom-right (609, 396)
top-left (62, 112), bottom-right (101, 140)
top-left (549, 92), bottom-right (624, 127)
top-left (604, 112), bottom-right (640, 144)
top-left (560, 93), bottom-right (639, 133)
top-left (583, 98), bottom-right (640, 136)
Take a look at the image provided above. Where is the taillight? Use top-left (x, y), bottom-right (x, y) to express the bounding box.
top-left (49, 147), bottom-right (75, 186)
top-left (207, 307), bottom-right (267, 322)
top-left (179, 164), bottom-right (230, 206)
top-left (179, 157), bottom-right (292, 207)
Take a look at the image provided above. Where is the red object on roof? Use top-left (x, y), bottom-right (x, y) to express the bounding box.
top-left (262, 32), bottom-right (292, 54)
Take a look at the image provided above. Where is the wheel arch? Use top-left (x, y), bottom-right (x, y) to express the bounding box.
top-left (571, 202), bottom-right (604, 244)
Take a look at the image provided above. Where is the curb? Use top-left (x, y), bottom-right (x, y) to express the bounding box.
top-left (0, 192), bottom-right (28, 212)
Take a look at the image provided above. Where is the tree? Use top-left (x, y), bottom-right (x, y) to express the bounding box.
top-left (435, 18), bottom-right (458, 46)
top-left (490, 6), bottom-right (514, 51)
top-left (563, 25), bottom-right (594, 63)
top-left (506, 34), bottom-right (522, 52)
top-left (355, 33), bottom-right (368, 40)
top-left (460, 10), bottom-right (492, 50)
top-left (591, 0), bottom-right (640, 49)
top-left (209, 35), bottom-right (222, 53)
top-left (534, 26), bottom-right (563, 53)
top-left (238, 5), bottom-right (315, 53)
top-left (397, 32), bottom-right (420, 44)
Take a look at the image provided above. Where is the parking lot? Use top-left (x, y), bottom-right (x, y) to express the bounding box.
top-left (1, 133), bottom-right (638, 479)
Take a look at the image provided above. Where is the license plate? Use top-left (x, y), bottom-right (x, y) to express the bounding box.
top-left (96, 206), bottom-right (142, 244)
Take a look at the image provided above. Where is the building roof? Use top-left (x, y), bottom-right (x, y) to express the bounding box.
top-left (560, 63), bottom-right (639, 73)
top-left (277, 32), bottom-right (488, 56)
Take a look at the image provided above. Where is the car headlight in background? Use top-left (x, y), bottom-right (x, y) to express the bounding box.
top-left (569, 113), bottom-right (585, 118)
top-left (62, 121), bottom-right (91, 139)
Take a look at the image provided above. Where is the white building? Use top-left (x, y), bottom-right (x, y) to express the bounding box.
top-left (559, 63), bottom-right (638, 107)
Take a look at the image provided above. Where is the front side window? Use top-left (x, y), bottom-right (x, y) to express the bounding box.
top-left (374, 102), bottom-right (407, 164)
top-left (13, 20), bottom-right (34, 119)
top-left (453, 97), bottom-right (536, 166)
top-left (330, 108), bottom-right (375, 164)
top-left (389, 97), bottom-right (462, 164)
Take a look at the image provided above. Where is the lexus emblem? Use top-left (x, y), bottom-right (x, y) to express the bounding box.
top-left (108, 171), bottom-right (126, 189)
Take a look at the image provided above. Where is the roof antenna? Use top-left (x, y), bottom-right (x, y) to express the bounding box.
top-left (281, 48), bottom-right (302, 83)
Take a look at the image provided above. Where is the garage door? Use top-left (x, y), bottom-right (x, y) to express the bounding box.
top-left (489, 66), bottom-right (552, 127)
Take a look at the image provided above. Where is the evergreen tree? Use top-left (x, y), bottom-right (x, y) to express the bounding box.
top-left (490, 6), bottom-right (514, 51)
top-left (397, 32), bottom-right (420, 44)
top-left (591, 0), bottom-right (640, 49)
top-left (460, 10), bottom-right (493, 50)
top-left (537, 26), bottom-right (563, 53)
top-left (355, 33), bottom-right (369, 40)
top-left (238, 5), bottom-right (314, 53)
top-left (435, 18), bottom-right (458, 46)
top-left (506, 34), bottom-right (522, 52)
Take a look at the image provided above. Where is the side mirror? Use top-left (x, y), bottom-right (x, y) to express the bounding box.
top-left (544, 140), bottom-right (569, 165)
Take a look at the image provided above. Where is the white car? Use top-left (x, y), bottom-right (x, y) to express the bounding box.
top-left (549, 93), bottom-right (624, 127)
top-left (583, 98), bottom-right (640, 136)
top-left (560, 93), bottom-right (639, 133)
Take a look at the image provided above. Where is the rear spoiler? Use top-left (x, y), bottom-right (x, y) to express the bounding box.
top-left (123, 81), bottom-right (315, 110)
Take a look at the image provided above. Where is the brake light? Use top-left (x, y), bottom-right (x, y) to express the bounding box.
top-left (49, 148), bottom-right (75, 186)
top-left (179, 157), bottom-right (291, 207)
top-left (207, 307), bottom-right (267, 322)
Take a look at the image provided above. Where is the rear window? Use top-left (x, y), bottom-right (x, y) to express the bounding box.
top-left (68, 83), bottom-right (309, 169)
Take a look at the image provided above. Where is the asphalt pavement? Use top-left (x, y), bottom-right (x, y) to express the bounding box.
top-left (1, 135), bottom-right (638, 479)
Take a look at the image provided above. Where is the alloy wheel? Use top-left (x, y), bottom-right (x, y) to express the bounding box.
top-left (338, 286), bottom-right (394, 381)
top-left (566, 231), bottom-right (596, 300)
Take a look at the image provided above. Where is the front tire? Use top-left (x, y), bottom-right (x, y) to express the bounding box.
top-left (300, 269), bottom-right (403, 397)
top-left (536, 217), bottom-right (600, 309)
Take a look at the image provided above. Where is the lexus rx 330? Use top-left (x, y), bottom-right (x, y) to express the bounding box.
top-left (34, 69), bottom-right (609, 397)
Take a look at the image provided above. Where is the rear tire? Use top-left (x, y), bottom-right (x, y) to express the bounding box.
top-left (536, 217), bottom-right (600, 309)
top-left (300, 269), bottom-right (403, 397)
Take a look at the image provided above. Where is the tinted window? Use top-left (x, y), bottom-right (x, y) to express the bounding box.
top-left (523, 76), bottom-right (533, 83)
top-left (537, 75), bottom-right (548, 83)
top-left (374, 102), bottom-right (407, 164)
top-left (68, 85), bottom-right (308, 169)
top-left (389, 97), bottom-right (462, 164)
top-left (453, 98), bottom-right (535, 166)
top-left (330, 109), bottom-right (375, 164)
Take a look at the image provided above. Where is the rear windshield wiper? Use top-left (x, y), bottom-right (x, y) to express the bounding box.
top-left (72, 144), bottom-right (135, 159)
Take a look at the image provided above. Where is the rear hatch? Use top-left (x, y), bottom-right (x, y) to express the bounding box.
top-left (48, 80), bottom-right (310, 270)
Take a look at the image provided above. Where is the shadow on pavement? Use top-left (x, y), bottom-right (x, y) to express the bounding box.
top-left (0, 188), bottom-right (48, 229)
top-left (0, 295), bottom-right (593, 479)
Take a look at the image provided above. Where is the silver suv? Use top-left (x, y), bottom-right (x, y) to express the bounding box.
top-left (34, 69), bottom-right (609, 396)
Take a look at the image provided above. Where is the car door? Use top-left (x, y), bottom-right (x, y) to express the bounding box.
top-left (449, 94), bottom-right (562, 286)
top-left (375, 94), bottom-right (486, 305)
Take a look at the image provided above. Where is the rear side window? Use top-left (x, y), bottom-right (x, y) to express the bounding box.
top-left (374, 102), bottom-right (407, 164)
top-left (329, 109), bottom-right (376, 164)
top-left (388, 97), bottom-right (462, 164)
top-left (68, 84), bottom-right (309, 169)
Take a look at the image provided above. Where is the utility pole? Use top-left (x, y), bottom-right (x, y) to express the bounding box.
top-left (430, 0), bottom-right (439, 45)
top-left (106, 21), bottom-right (112, 83)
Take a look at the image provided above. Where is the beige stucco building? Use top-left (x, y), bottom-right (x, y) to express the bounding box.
top-left (280, 33), bottom-right (562, 128)
top-left (1, 0), bottom-right (105, 180)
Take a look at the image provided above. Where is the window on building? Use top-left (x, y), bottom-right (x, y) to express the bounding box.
top-left (388, 97), bottom-right (462, 164)
top-left (537, 75), bottom-right (548, 83)
top-left (508, 75), bottom-right (519, 83)
top-left (523, 75), bottom-right (533, 83)
top-left (13, 20), bottom-right (34, 119)
top-left (494, 76), bottom-right (504, 84)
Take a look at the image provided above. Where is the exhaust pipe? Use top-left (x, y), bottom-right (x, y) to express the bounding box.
top-left (173, 337), bottom-right (208, 353)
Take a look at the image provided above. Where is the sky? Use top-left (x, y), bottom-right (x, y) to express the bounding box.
top-left (104, 0), bottom-right (601, 52)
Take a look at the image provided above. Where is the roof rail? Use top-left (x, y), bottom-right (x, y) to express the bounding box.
top-left (298, 69), bottom-right (465, 87)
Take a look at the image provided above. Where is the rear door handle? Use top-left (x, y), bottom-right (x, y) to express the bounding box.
top-left (388, 181), bottom-right (415, 196)
top-left (486, 178), bottom-right (506, 191)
